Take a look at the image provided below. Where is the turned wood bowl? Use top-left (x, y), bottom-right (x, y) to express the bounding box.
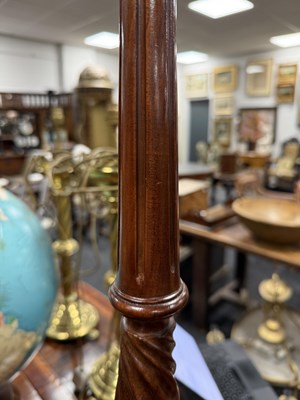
top-left (232, 197), bottom-right (300, 245)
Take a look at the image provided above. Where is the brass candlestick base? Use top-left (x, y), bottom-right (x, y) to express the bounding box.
top-left (47, 293), bottom-right (99, 341)
top-left (257, 318), bottom-right (286, 344)
top-left (88, 341), bottom-right (120, 399)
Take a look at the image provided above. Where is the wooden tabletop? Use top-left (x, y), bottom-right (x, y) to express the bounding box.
top-left (9, 282), bottom-right (114, 400)
top-left (179, 218), bottom-right (300, 269)
top-left (178, 162), bottom-right (214, 180)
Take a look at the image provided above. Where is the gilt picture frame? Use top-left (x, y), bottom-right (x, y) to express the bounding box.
top-left (213, 95), bottom-right (234, 116)
top-left (245, 59), bottom-right (273, 97)
top-left (238, 107), bottom-right (277, 147)
top-left (277, 84), bottom-right (295, 104)
top-left (277, 63), bottom-right (298, 85)
top-left (184, 73), bottom-right (208, 98)
top-left (213, 117), bottom-right (232, 147)
top-left (213, 65), bottom-right (238, 93)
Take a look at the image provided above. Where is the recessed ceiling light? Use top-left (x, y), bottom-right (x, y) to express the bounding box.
top-left (177, 51), bottom-right (208, 64)
top-left (270, 32), bottom-right (300, 48)
top-left (188, 0), bottom-right (254, 19)
top-left (84, 31), bottom-right (119, 49)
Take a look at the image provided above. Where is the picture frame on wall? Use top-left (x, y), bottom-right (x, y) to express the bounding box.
top-left (277, 84), bottom-right (295, 104)
top-left (245, 59), bottom-right (273, 97)
top-left (213, 65), bottom-right (238, 93)
top-left (277, 63), bottom-right (298, 85)
top-left (238, 108), bottom-right (277, 149)
top-left (213, 95), bottom-right (234, 116)
top-left (184, 73), bottom-right (208, 98)
top-left (213, 117), bottom-right (232, 147)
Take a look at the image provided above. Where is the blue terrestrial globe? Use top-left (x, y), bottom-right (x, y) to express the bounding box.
top-left (0, 188), bottom-right (58, 383)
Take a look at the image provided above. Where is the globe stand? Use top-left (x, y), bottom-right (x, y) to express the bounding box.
top-left (46, 172), bottom-right (99, 341)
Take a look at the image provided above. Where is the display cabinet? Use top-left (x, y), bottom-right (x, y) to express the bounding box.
top-left (0, 92), bottom-right (73, 175)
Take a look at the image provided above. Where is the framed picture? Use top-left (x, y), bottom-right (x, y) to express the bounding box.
top-left (213, 117), bottom-right (232, 147)
top-left (185, 73), bottom-right (208, 98)
top-left (213, 65), bottom-right (238, 93)
top-left (277, 63), bottom-right (298, 85)
top-left (238, 108), bottom-right (277, 148)
top-left (213, 95), bottom-right (234, 116)
top-left (277, 84), bottom-right (295, 104)
top-left (245, 59), bottom-right (273, 97)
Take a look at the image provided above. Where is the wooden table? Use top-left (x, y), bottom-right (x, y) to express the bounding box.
top-left (178, 162), bottom-right (214, 180)
top-left (179, 217), bottom-right (300, 329)
top-left (238, 152), bottom-right (270, 169)
top-left (7, 282), bottom-right (114, 400)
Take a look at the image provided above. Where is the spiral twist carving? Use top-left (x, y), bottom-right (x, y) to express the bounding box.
top-left (115, 317), bottom-right (180, 400)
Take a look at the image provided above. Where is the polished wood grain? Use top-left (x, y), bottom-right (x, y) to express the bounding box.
top-left (180, 218), bottom-right (300, 268)
top-left (109, 1), bottom-right (188, 399)
top-left (10, 282), bottom-right (113, 400)
top-left (180, 218), bottom-right (300, 328)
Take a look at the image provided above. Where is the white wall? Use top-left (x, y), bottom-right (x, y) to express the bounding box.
top-left (0, 36), bottom-right (60, 92)
top-left (0, 35), bottom-right (119, 102)
top-left (178, 47), bottom-right (300, 162)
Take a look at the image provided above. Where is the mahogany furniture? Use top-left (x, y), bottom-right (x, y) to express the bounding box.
top-left (179, 218), bottom-right (300, 329)
top-left (238, 151), bottom-right (270, 169)
top-left (108, 1), bottom-right (188, 399)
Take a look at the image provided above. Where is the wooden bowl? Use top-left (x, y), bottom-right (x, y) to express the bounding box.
top-left (232, 197), bottom-right (300, 245)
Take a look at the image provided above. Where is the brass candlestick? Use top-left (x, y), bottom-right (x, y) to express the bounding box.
top-left (85, 152), bottom-right (120, 399)
top-left (257, 273), bottom-right (292, 345)
top-left (88, 212), bottom-right (120, 400)
top-left (46, 154), bottom-right (99, 340)
top-left (231, 272), bottom-right (300, 390)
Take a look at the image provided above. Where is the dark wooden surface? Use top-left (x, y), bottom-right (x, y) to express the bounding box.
top-left (9, 282), bottom-right (113, 400)
top-left (180, 218), bottom-right (300, 329)
top-left (180, 218), bottom-right (300, 268)
top-left (109, 1), bottom-right (188, 399)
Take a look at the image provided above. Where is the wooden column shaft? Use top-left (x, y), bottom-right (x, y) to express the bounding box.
top-left (110, 1), bottom-right (188, 399)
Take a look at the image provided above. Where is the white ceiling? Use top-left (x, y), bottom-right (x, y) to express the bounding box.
top-left (0, 0), bottom-right (300, 58)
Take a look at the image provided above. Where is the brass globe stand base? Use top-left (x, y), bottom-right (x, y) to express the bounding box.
top-left (88, 342), bottom-right (120, 400)
top-left (46, 294), bottom-right (99, 341)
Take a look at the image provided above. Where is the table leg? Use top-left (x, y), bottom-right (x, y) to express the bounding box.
top-left (191, 239), bottom-right (211, 330)
top-left (234, 251), bottom-right (247, 292)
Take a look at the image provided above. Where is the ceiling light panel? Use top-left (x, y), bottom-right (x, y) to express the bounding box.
top-left (270, 32), bottom-right (300, 48)
top-left (84, 31), bottom-right (119, 49)
top-left (177, 51), bottom-right (208, 64)
top-left (188, 0), bottom-right (254, 19)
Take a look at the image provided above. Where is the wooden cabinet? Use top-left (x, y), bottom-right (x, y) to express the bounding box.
top-left (0, 92), bottom-right (74, 175)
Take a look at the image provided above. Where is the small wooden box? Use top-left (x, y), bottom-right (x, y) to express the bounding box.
top-left (179, 179), bottom-right (209, 217)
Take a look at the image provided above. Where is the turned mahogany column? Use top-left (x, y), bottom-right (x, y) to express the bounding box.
top-left (109, 0), bottom-right (188, 399)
